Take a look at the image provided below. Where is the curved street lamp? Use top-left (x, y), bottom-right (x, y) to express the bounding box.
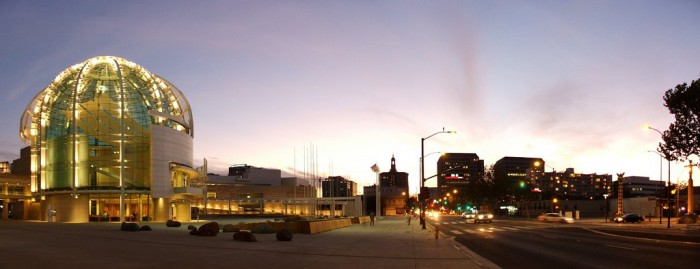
top-left (420, 127), bottom-right (456, 229)
top-left (644, 124), bottom-right (672, 228)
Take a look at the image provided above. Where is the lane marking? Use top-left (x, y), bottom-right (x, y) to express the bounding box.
top-left (582, 227), bottom-right (700, 246)
top-left (605, 244), bottom-right (637, 251)
top-left (451, 230), bottom-right (463, 234)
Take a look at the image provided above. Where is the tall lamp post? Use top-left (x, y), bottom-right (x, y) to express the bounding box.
top-left (603, 194), bottom-right (609, 223)
top-left (420, 127), bottom-right (456, 230)
top-left (644, 125), bottom-right (672, 228)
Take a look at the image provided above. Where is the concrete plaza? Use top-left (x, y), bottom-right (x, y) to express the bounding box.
top-left (0, 216), bottom-right (493, 269)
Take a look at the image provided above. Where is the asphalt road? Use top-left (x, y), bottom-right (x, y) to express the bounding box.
top-left (431, 215), bottom-right (700, 269)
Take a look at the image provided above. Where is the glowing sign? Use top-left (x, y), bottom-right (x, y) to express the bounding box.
top-left (445, 174), bottom-right (463, 180)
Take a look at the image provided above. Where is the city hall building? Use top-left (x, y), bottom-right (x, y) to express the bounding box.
top-left (19, 56), bottom-right (206, 223)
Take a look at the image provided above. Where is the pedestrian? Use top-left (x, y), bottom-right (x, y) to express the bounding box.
top-left (369, 211), bottom-right (375, 226)
top-left (406, 212), bottom-right (411, 225)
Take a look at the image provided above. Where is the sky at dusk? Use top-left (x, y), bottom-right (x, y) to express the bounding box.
top-left (1, 1), bottom-right (700, 193)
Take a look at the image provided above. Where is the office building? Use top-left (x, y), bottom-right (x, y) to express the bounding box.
top-left (437, 153), bottom-right (484, 203)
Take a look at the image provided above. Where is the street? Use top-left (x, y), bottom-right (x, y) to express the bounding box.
top-left (430, 215), bottom-right (700, 269)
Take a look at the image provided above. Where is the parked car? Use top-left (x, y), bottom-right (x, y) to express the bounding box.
top-left (612, 213), bottom-right (644, 223)
top-left (474, 212), bottom-right (493, 224)
top-left (537, 213), bottom-right (574, 223)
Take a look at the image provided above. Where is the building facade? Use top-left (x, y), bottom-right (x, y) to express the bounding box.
top-left (322, 176), bottom-right (357, 198)
top-left (228, 164), bottom-right (282, 186)
top-left (0, 162), bottom-right (9, 174)
top-left (437, 153), bottom-right (484, 205)
top-left (612, 176), bottom-right (664, 198)
top-left (365, 155), bottom-right (409, 216)
top-left (542, 168), bottom-right (613, 199)
top-left (494, 156), bottom-right (545, 203)
top-left (19, 56), bottom-right (206, 223)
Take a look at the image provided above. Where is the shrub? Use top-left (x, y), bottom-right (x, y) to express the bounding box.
top-left (251, 223), bottom-right (276, 234)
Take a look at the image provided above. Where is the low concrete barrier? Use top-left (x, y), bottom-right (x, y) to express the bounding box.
top-left (237, 218), bottom-right (352, 234)
top-left (350, 216), bottom-right (370, 224)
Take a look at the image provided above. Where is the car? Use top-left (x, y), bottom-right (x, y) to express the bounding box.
top-left (537, 213), bottom-right (574, 223)
top-left (612, 213), bottom-right (644, 223)
top-left (461, 212), bottom-right (476, 220)
top-left (474, 213), bottom-right (493, 223)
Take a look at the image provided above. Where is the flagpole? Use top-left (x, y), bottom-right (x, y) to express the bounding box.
top-left (371, 163), bottom-right (380, 220)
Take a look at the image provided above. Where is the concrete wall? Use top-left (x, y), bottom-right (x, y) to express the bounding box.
top-left (42, 194), bottom-right (89, 223)
top-left (151, 125), bottom-right (193, 199)
top-left (236, 218), bottom-right (352, 234)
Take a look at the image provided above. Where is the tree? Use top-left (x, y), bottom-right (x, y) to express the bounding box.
top-left (659, 77), bottom-right (700, 161)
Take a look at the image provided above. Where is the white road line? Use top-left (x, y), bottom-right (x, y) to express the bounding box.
top-left (605, 244), bottom-right (637, 251)
top-left (451, 230), bottom-right (464, 234)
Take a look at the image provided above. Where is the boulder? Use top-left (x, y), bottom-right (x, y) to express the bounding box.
top-left (189, 229), bottom-right (199, 235)
top-left (120, 222), bottom-right (140, 232)
top-left (196, 222), bottom-right (220, 236)
top-left (233, 231), bottom-right (257, 242)
top-left (187, 225), bottom-right (197, 231)
top-left (222, 224), bottom-right (239, 233)
top-left (166, 220), bottom-right (181, 227)
top-left (276, 229), bottom-right (293, 241)
top-left (139, 225), bottom-right (152, 231)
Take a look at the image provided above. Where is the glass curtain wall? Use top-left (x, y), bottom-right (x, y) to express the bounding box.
top-left (21, 56), bottom-right (193, 193)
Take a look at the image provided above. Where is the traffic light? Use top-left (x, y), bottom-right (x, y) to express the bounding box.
top-left (420, 187), bottom-right (430, 200)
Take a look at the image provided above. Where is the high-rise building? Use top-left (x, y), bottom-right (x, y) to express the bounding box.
top-left (437, 153), bottom-right (484, 203)
top-left (494, 156), bottom-right (545, 202)
top-left (322, 176), bottom-right (357, 197)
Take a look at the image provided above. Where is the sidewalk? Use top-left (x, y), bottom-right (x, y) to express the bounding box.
top-left (0, 216), bottom-right (496, 269)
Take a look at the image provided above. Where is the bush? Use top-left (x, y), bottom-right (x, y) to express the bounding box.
top-left (283, 216), bottom-right (302, 222)
top-left (222, 224), bottom-right (239, 233)
top-left (251, 223), bottom-right (276, 234)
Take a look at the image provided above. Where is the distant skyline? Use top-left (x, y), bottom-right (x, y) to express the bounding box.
top-left (1, 1), bottom-right (700, 193)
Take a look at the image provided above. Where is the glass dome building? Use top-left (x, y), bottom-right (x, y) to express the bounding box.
top-left (20, 56), bottom-right (206, 223)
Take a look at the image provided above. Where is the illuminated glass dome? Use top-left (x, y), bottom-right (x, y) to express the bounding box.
top-left (20, 56), bottom-right (194, 191)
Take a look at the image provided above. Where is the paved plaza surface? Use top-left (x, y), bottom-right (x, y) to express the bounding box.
top-left (0, 216), bottom-right (494, 269)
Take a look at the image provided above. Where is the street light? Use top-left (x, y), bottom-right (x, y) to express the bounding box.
top-left (420, 127), bottom-right (456, 230)
top-left (603, 194), bottom-right (609, 223)
top-left (644, 124), bottom-right (672, 228)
